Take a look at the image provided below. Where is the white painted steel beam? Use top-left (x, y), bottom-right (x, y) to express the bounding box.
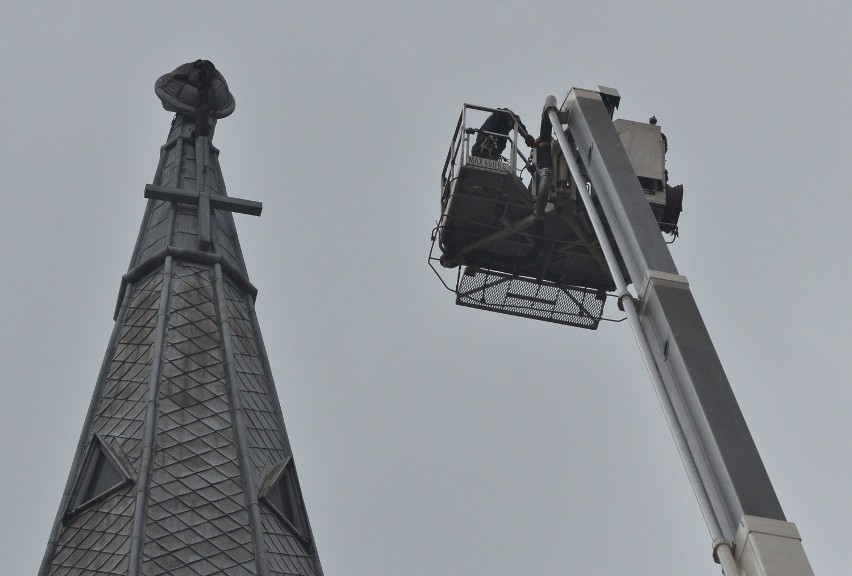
top-left (557, 89), bottom-right (814, 574)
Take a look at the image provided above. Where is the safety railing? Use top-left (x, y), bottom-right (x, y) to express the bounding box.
top-left (441, 104), bottom-right (534, 205)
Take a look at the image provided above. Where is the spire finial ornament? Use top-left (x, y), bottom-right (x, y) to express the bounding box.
top-left (155, 60), bottom-right (236, 119)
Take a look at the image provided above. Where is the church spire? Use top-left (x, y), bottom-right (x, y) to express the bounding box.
top-left (40, 61), bottom-right (323, 576)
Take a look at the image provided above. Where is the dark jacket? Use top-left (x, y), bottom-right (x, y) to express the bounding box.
top-left (472, 109), bottom-right (530, 159)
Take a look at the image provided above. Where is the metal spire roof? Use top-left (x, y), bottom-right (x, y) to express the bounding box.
top-left (40, 61), bottom-right (323, 576)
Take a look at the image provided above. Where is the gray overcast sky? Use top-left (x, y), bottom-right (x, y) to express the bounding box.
top-left (2, 2), bottom-right (850, 574)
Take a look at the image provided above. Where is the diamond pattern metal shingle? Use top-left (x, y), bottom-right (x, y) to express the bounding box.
top-left (138, 200), bottom-right (170, 264)
top-left (143, 264), bottom-right (257, 576)
top-left (48, 489), bottom-right (135, 576)
top-left (223, 280), bottom-right (288, 478)
top-left (93, 271), bottom-right (162, 465)
top-left (214, 209), bottom-right (241, 272)
top-left (261, 510), bottom-right (316, 576)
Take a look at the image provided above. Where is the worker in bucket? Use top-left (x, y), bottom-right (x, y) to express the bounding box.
top-left (471, 108), bottom-right (537, 160)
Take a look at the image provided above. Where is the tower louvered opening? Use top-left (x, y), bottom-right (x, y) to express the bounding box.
top-left (65, 437), bottom-right (131, 517)
top-left (260, 458), bottom-right (310, 542)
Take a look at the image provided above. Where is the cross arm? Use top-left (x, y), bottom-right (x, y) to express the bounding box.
top-left (144, 184), bottom-right (263, 216)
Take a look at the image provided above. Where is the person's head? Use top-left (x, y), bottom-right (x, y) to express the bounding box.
top-left (495, 108), bottom-right (515, 130)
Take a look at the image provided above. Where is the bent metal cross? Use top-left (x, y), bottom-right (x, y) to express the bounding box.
top-left (39, 61), bottom-right (324, 576)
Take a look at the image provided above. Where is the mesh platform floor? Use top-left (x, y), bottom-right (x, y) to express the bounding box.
top-left (455, 267), bottom-right (606, 329)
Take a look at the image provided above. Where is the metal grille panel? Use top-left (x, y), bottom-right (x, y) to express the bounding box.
top-left (456, 268), bottom-right (605, 329)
